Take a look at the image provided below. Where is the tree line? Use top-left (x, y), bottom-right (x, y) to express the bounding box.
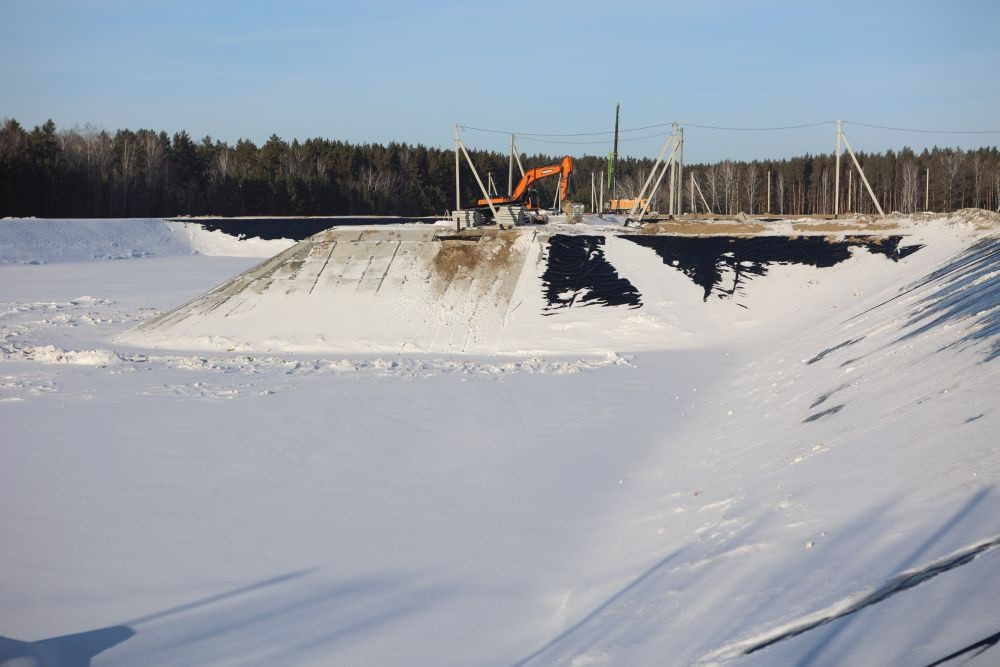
top-left (2, 118), bottom-right (999, 218)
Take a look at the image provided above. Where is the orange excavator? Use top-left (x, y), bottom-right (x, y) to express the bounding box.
top-left (477, 156), bottom-right (574, 210)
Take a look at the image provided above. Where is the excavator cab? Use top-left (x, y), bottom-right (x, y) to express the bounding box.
top-left (525, 188), bottom-right (539, 210)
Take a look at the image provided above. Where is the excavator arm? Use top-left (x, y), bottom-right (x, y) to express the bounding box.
top-left (477, 156), bottom-right (573, 208)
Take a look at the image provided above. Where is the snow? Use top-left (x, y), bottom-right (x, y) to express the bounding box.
top-left (1, 213), bottom-right (998, 666)
top-left (0, 217), bottom-right (295, 264)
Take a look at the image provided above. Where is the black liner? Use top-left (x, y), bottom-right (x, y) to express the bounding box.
top-left (623, 235), bottom-right (922, 302)
top-left (542, 235), bottom-right (642, 312)
top-left (168, 216), bottom-right (440, 241)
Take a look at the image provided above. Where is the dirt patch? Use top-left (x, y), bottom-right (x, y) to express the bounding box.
top-left (792, 221), bottom-right (899, 233)
top-left (432, 230), bottom-right (519, 284)
top-left (638, 221), bottom-right (767, 236)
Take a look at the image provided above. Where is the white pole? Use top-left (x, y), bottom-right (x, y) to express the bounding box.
top-left (637, 153), bottom-right (675, 222)
top-left (508, 134), bottom-right (515, 196)
top-left (627, 129), bottom-right (676, 218)
top-left (840, 130), bottom-right (885, 217)
top-left (834, 120), bottom-right (842, 218)
top-left (677, 127), bottom-right (684, 215)
top-left (454, 125), bottom-right (461, 230)
top-left (692, 173), bottom-right (711, 213)
top-left (512, 143), bottom-right (525, 177)
top-left (599, 170), bottom-right (604, 214)
top-left (458, 139), bottom-right (499, 220)
top-left (690, 173), bottom-right (696, 214)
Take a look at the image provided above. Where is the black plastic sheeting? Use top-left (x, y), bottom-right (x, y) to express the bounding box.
top-left (169, 216), bottom-right (441, 241)
top-left (542, 235), bottom-right (642, 312)
top-left (623, 235), bottom-right (923, 301)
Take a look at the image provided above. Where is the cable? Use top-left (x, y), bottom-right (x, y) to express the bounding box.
top-left (678, 121), bottom-right (836, 131)
top-left (459, 119), bottom-right (1000, 141)
top-left (844, 121), bottom-right (1000, 135)
top-left (515, 131), bottom-right (672, 146)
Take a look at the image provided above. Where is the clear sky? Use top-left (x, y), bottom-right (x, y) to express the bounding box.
top-left (2, 0), bottom-right (999, 163)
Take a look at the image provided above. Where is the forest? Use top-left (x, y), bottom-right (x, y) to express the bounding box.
top-left (2, 118), bottom-right (999, 218)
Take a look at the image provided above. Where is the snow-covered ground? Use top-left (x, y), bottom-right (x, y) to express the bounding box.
top-left (1, 215), bottom-right (998, 666)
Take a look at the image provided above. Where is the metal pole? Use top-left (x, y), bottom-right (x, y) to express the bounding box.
top-left (508, 134), bottom-right (515, 196)
top-left (834, 120), bottom-right (842, 218)
top-left (454, 125), bottom-right (461, 230)
top-left (840, 130), bottom-right (885, 217)
top-left (690, 173), bottom-right (696, 214)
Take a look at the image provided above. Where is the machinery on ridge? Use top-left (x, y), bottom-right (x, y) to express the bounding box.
top-left (477, 156), bottom-right (573, 211)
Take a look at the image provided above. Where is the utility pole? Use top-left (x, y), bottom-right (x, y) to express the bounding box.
top-left (834, 120), bottom-right (842, 218)
top-left (677, 127), bottom-right (684, 215)
top-left (668, 123), bottom-right (677, 216)
top-left (454, 125), bottom-right (461, 230)
top-left (611, 103), bottom-right (620, 201)
top-left (690, 173), bottom-right (696, 214)
top-left (508, 134), bottom-right (515, 196)
top-left (599, 170), bottom-right (605, 215)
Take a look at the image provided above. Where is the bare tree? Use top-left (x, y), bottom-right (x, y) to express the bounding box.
top-left (938, 150), bottom-right (964, 211)
top-left (901, 160), bottom-right (919, 213)
top-left (210, 147), bottom-right (231, 183)
top-left (719, 161), bottom-right (737, 214)
top-left (993, 167), bottom-right (1000, 212)
top-left (116, 137), bottom-right (138, 213)
top-left (969, 153), bottom-right (984, 209)
top-left (743, 164), bottom-right (760, 215)
top-left (704, 166), bottom-right (721, 214)
top-left (776, 171), bottom-right (785, 215)
top-left (819, 168), bottom-right (831, 214)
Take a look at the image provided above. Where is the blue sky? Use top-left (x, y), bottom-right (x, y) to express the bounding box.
top-left (2, 0), bottom-right (999, 162)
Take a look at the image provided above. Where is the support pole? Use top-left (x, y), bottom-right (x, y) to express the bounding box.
top-left (668, 122), bottom-right (678, 215)
top-left (628, 129), bottom-right (676, 218)
top-left (690, 173), bottom-right (696, 214)
top-left (637, 152), bottom-right (676, 221)
top-left (840, 130), bottom-right (885, 217)
top-left (457, 138), bottom-right (498, 220)
top-left (677, 127), bottom-right (684, 215)
top-left (599, 171), bottom-right (604, 215)
top-left (692, 173), bottom-right (712, 214)
top-left (508, 134), bottom-right (515, 196)
top-left (454, 125), bottom-right (461, 230)
top-left (834, 120), bottom-right (842, 218)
